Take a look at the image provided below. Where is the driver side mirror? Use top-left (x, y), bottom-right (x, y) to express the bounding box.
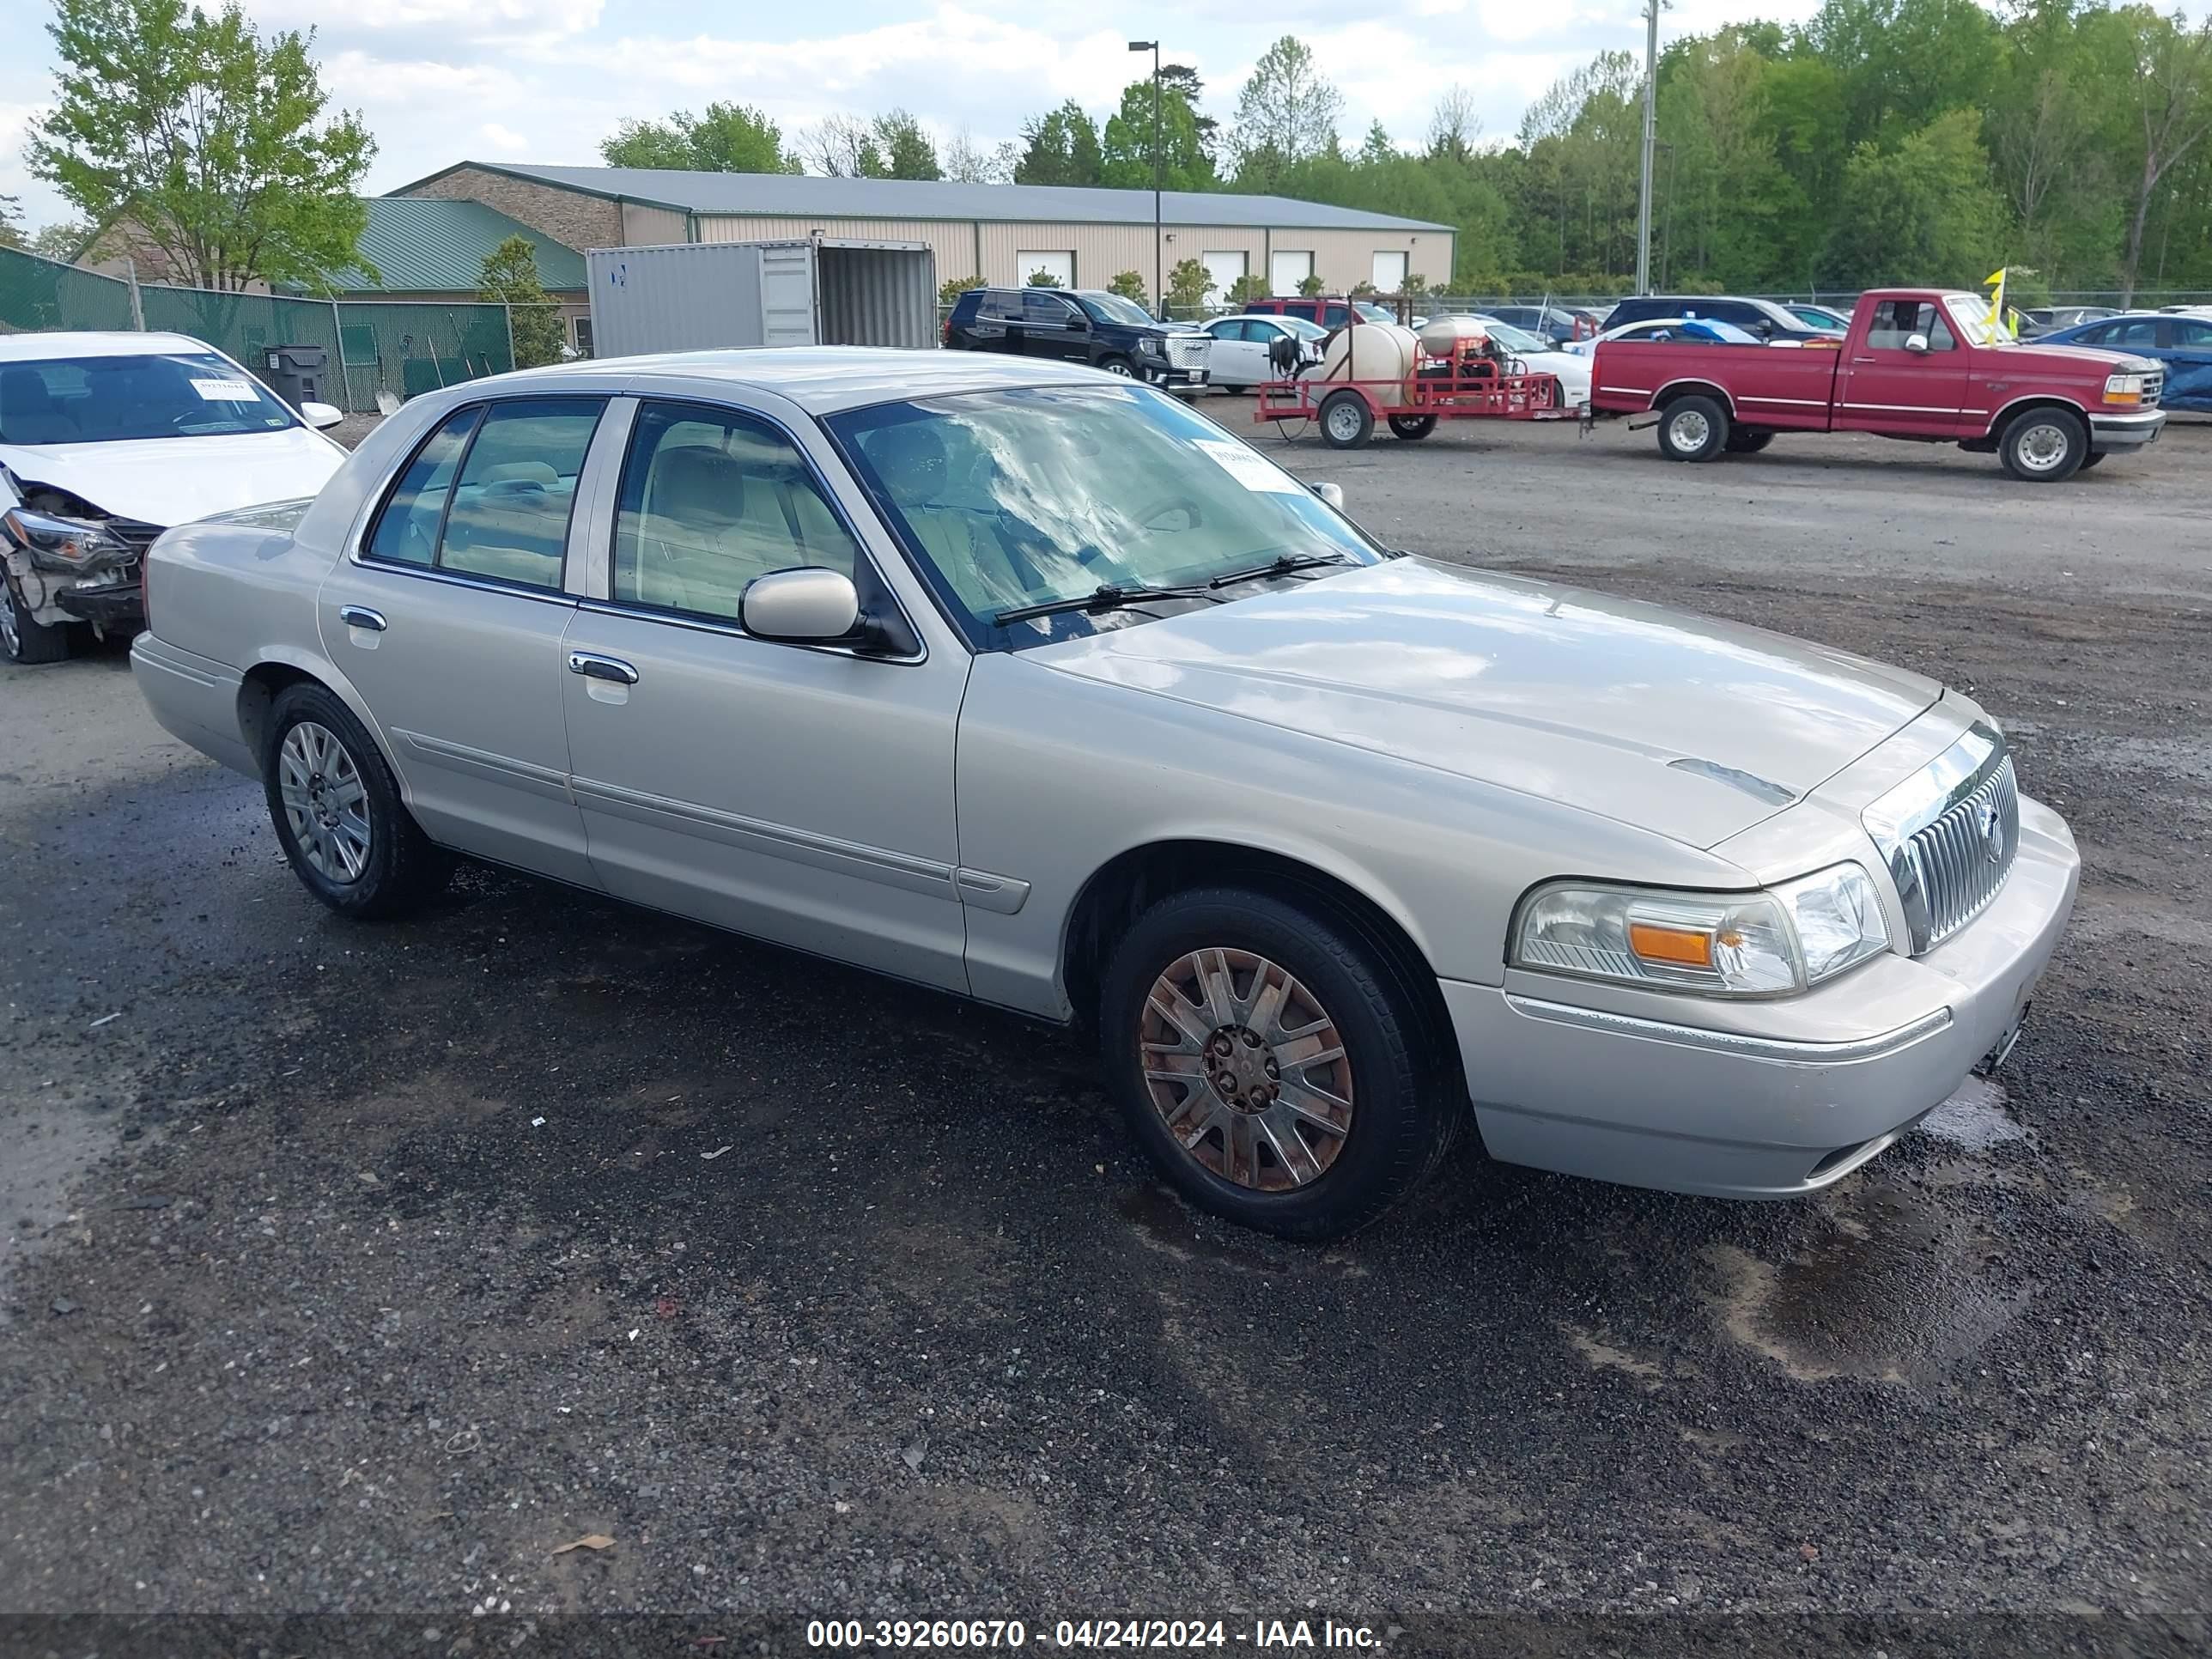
top-left (1310, 481), bottom-right (1346, 510)
top-left (1904, 332), bottom-right (1931, 354)
top-left (301, 400), bottom-right (344, 430)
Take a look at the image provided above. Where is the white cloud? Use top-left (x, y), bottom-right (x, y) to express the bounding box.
top-left (252, 0), bottom-right (603, 45)
top-left (481, 123), bottom-right (530, 155)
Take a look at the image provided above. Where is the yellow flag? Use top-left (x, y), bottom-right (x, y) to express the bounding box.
top-left (1984, 269), bottom-right (2007, 287)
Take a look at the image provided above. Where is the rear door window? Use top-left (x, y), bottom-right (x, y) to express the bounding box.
top-left (978, 291), bottom-right (1023, 322)
top-left (364, 407), bottom-right (482, 568)
top-left (436, 398), bottom-right (605, 589)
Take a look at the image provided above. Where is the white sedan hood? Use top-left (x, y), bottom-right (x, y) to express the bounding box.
top-left (1029, 558), bottom-right (1940, 849)
top-left (0, 427), bottom-right (345, 527)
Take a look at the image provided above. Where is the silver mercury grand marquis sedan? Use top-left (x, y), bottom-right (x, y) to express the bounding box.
top-left (131, 349), bottom-right (2079, 1239)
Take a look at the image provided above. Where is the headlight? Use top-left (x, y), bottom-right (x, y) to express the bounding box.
top-left (2103, 373), bottom-right (2146, 405)
top-left (3, 506), bottom-right (129, 569)
top-left (1512, 863), bottom-right (1889, 998)
top-left (1136, 336), bottom-right (1166, 356)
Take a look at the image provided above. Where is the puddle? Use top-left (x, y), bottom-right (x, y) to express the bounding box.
top-left (1920, 1075), bottom-right (2031, 1152)
top-left (1708, 1182), bottom-right (2024, 1383)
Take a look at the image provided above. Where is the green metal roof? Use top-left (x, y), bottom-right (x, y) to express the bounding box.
top-left (320, 198), bottom-right (586, 294)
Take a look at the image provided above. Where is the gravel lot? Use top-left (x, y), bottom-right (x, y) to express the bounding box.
top-left (2, 410), bottom-right (2207, 1655)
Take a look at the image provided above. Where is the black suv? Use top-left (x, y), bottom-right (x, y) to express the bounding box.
top-left (1599, 295), bottom-right (1842, 341)
top-left (944, 288), bottom-right (1212, 387)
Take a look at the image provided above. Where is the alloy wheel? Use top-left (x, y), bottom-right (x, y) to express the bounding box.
top-left (1138, 946), bottom-right (1355, 1192)
top-left (1669, 409), bottom-right (1711, 451)
top-left (277, 721), bottom-right (372, 882)
top-left (2014, 422), bottom-right (2070, 473)
top-left (1103, 360), bottom-right (1133, 377)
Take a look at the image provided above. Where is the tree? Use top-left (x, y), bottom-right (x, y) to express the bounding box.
top-left (944, 127), bottom-right (1015, 184)
top-left (1159, 66), bottom-right (1221, 163)
top-left (29, 219), bottom-right (94, 260)
top-left (1014, 100), bottom-right (1103, 185)
top-left (1166, 257), bottom-right (1212, 313)
top-left (2109, 6), bottom-right (2212, 304)
top-left (1296, 271), bottom-right (1325, 296)
top-left (872, 110), bottom-right (941, 180)
top-left (802, 115), bottom-right (888, 179)
top-left (27, 0), bottom-right (374, 291)
top-left (1025, 266), bottom-right (1063, 287)
top-left (1826, 108), bottom-right (2007, 286)
top-left (1107, 270), bottom-right (1147, 303)
top-left (1231, 37), bottom-right (1344, 188)
top-left (939, 274), bottom-right (985, 303)
top-left (1228, 272), bottom-right (1270, 304)
top-left (0, 196), bottom-right (22, 250)
top-left (601, 102), bottom-right (799, 173)
top-left (478, 234), bottom-right (564, 368)
top-left (1102, 73), bottom-right (1217, 191)
top-left (1427, 86), bottom-right (1482, 162)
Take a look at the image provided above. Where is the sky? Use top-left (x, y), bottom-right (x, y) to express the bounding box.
top-left (2, 0), bottom-right (1843, 233)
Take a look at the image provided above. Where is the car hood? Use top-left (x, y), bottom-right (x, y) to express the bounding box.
top-left (1028, 559), bottom-right (1942, 850)
top-left (1997, 342), bottom-right (2156, 376)
top-left (0, 427), bottom-right (345, 527)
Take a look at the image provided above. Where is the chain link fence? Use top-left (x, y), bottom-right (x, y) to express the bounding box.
top-left (0, 246), bottom-right (516, 414)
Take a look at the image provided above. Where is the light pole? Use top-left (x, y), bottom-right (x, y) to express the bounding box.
top-left (1128, 39), bottom-right (1163, 317)
top-left (1635, 0), bottom-right (1658, 294)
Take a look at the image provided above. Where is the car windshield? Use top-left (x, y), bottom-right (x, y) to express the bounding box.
top-left (0, 350), bottom-right (298, 446)
top-left (1944, 292), bottom-right (1999, 342)
top-left (828, 383), bottom-right (1379, 647)
top-left (1077, 292), bottom-right (1157, 327)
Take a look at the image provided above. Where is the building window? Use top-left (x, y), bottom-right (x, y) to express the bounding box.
top-left (573, 316), bottom-right (594, 357)
top-left (1015, 250), bottom-right (1076, 288)
top-left (1200, 251), bottom-right (1248, 307)
top-left (1269, 251), bottom-right (1314, 296)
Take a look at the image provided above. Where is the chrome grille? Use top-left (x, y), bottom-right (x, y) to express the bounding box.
top-left (2143, 373), bottom-right (2163, 408)
top-left (1863, 724), bottom-right (2020, 955)
top-left (106, 521), bottom-right (163, 551)
top-left (1164, 335), bottom-right (1212, 371)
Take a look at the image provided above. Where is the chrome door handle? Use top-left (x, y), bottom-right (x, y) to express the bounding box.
top-left (338, 605), bottom-right (386, 632)
top-left (568, 651), bottom-right (639, 686)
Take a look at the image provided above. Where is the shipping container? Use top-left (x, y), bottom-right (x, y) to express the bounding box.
top-left (585, 238), bottom-right (937, 357)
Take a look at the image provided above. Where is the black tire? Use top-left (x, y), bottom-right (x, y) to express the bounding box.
top-left (1724, 429), bottom-right (1773, 454)
top-left (1, 567), bottom-right (74, 665)
top-left (2077, 451), bottom-right (2106, 471)
top-left (1997, 406), bottom-right (2087, 483)
top-left (262, 681), bottom-right (451, 919)
top-left (1388, 414), bottom-right (1438, 441)
top-left (1319, 391), bottom-right (1375, 450)
top-left (1656, 394), bottom-right (1729, 462)
top-left (1097, 355), bottom-right (1136, 379)
top-left (1100, 885), bottom-right (1460, 1241)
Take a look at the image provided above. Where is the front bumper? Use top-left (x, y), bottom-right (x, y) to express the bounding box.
top-left (2088, 408), bottom-right (2166, 450)
top-left (4, 551), bottom-right (143, 631)
top-left (54, 575), bottom-right (145, 628)
top-left (1145, 362), bottom-right (1210, 388)
top-left (1443, 794), bottom-right (2080, 1199)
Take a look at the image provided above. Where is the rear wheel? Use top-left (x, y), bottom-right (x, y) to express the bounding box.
top-left (1388, 414), bottom-right (1437, 441)
top-left (263, 682), bottom-right (451, 919)
top-left (1998, 407), bottom-right (2087, 483)
top-left (1101, 886), bottom-right (1458, 1240)
top-left (1724, 429), bottom-right (1773, 454)
top-left (1656, 395), bottom-right (1729, 462)
top-left (0, 568), bottom-right (74, 665)
top-left (1320, 391), bottom-right (1375, 450)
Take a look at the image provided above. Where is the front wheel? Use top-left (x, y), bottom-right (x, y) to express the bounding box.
top-left (1100, 887), bottom-right (1459, 1240)
top-left (1, 568), bottom-right (74, 665)
top-left (263, 682), bottom-right (451, 919)
top-left (1388, 414), bottom-right (1437, 441)
top-left (1097, 356), bottom-right (1135, 378)
top-left (1998, 407), bottom-right (2087, 483)
top-left (1320, 391), bottom-right (1375, 449)
top-left (1656, 395), bottom-right (1729, 462)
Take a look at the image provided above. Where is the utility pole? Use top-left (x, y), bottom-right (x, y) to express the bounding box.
top-left (1636, 0), bottom-right (1658, 295)
top-left (1129, 38), bottom-right (1164, 316)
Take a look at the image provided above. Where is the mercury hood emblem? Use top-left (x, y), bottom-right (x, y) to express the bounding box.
top-left (1977, 803), bottom-right (2006, 865)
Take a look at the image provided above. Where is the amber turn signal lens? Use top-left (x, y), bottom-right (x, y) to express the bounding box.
top-left (1627, 921), bottom-right (1715, 969)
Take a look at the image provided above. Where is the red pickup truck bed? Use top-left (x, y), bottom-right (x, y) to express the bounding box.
top-left (1590, 288), bottom-right (2166, 482)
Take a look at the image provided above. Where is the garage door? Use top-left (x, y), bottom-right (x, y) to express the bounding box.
top-left (1015, 250), bottom-right (1075, 289)
top-left (1371, 251), bottom-right (1408, 293)
top-left (1201, 251), bottom-right (1248, 306)
top-left (1270, 250), bottom-right (1313, 296)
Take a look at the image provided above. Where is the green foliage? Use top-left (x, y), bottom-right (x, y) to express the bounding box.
top-left (1166, 257), bottom-right (1212, 312)
top-left (1826, 108), bottom-right (2007, 286)
top-left (479, 234), bottom-right (564, 368)
top-left (29, 219), bottom-right (94, 260)
top-left (1015, 101), bottom-right (1103, 185)
top-left (1231, 36), bottom-right (1346, 191)
top-left (872, 110), bottom-right (941, 181)
top-left (27, 0), bottom-right (375, 292)
top-left (1296, 271), bottom-right (1325, 296)
top-left (601, 102), bottom-right (799, 173)
top-left (939, 274), bottom-right (986, 304)
top-left (1106, 269), bottom-right (1148, 303)
top-left (1025, 267), bottom-right (1063, 287)
top-left (0, 196), bottom-right (22, 250)
top-left (1103, 73), bottom-right (1217, 191)
top-left (1227, 272), bottom-right (1270, 304)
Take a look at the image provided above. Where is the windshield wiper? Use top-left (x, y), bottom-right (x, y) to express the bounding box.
top-left (993, 582), bottom-right (1220, 626)
top-left (1206, 552), bottom-right (1358, 590)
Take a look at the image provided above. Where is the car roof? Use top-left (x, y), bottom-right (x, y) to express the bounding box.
top-left (475, 346), bottom-right (1124, 416)
top-left (0, 331), bottom-right (216, 362)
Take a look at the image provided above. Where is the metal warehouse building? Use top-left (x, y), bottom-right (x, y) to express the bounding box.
top-left (393, 163), bottom-right (1455, 305)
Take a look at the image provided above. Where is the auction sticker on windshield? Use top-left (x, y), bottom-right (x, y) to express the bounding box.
top-left (190, 378), bottom-right (258, 401)
top-left (1192, 437), bottom-right (1301, 494)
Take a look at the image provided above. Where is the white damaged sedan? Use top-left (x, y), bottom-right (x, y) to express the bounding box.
top-left (130, 349), bottom-right (2078, 1238)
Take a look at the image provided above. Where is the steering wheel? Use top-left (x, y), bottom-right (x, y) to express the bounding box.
top-left (1133, 495), bottom-right (1204, 536)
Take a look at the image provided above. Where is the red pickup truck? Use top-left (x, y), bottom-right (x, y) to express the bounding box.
top-left (1590, 287), bottom-right (2166, 482)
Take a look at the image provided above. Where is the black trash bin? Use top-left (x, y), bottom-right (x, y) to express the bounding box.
top-left (262, 344), bottom-right (328, 411)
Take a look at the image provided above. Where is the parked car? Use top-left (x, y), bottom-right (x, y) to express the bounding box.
top-left (1, 331), bottom-right (347, 664)
top-left (1563, 317), bottom-right (1765, 358)
top-left (1482, 304), bottom-right (1590, 346)
top-left (1463, 319), bottom-right (1595, 405)
top-left (944, 287), bottom-right (1212, 388)
top-left (2032, 313), bottom-right (2212, 411)
top-left (1784, 302), bottom-right (1853, 331)
top-left (1198, 313), bottom-right (1328, 390)
top-left (1598, 295), bottom-right (1843, 343)
top-left (2019, 305), bottom-right (2120, 339)
top-left (1590, 288), bottom-right (2166, 479)
top-left (131, 348), bottom-right (2078, 1238)
top-left (1238, 296), bottom-right (1402, 331)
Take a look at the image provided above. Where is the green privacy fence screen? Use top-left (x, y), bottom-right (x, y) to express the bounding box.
top-left (0, 246), bottom-right (515, 413)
